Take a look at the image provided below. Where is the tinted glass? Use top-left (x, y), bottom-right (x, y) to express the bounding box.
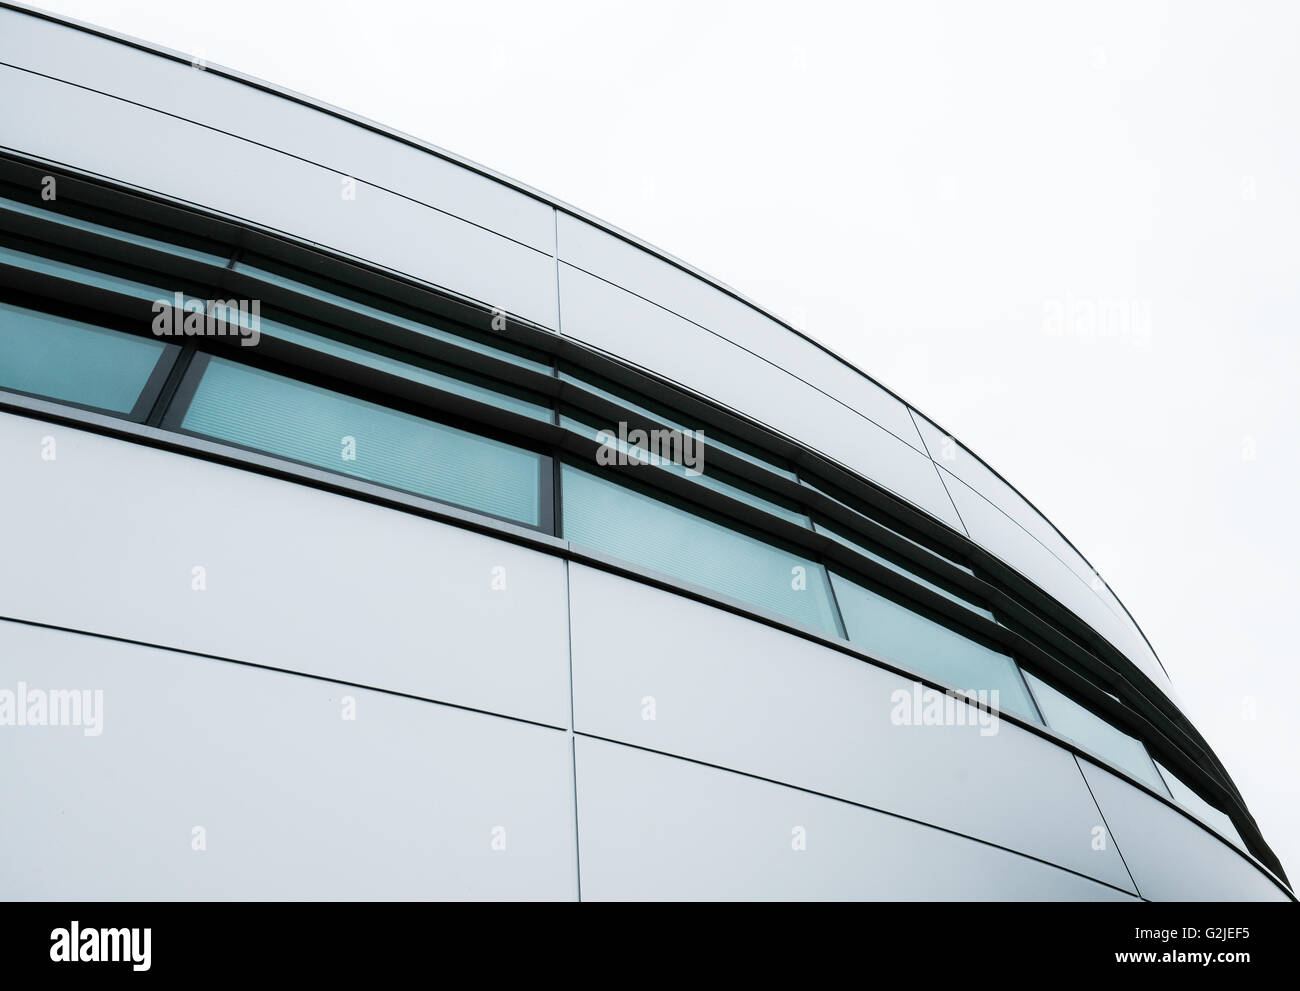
top-left (258, 315), bottom-right (552, 422)
top-left (560, 410), bottom-right (807, 526)
top-left (802, 476), bottom-right (973, 574)
top-left (182, 357), bottom-right (543, 525)
top-left (562, 464), bottom-right (840, 635)
top-left (0, 192), bottom-right (227, 265)
top-left (817, 519), bottom-right (991, 619)
top-left (237, 258), bottom-right (552, 374)
top-left (1154, 760), bottom-right (1245, 848)
top-left (830, 571), bottom-right (1038, 722)
top-left (1022, 670), bottom-right (1168, 794)
top-left (0, 300), bottom-right (168, 414)
top-left (0, 238), bottom-right (171, 302)
top-left (559, 366), bottom-right (797, 481)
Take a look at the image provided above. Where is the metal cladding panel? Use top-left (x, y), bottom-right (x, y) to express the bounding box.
top-left (0, 4), bottom-right (1177, 729)
top-left (0, 64), bottom-right (559, 328)
top-left (914, 412), bottom-right (1165, 680)
top-left (568, 564), bottom-right (1137, 893)
top-left (558, 213), bottom-right (924, 449)
top-left (0, 411), bottom-right (572, 729)
top-left (0, 7), bottom-right (557, 253)
top-left (0, 3), bottom-right (1277, 897)
top-left (0, 619), bottom-right (578, 900)
top-left (941, 469), bottom-right (1174, 695)
top-left (574, 737), bottom-right (1137, 901)
top-left (913, 412), bottom-right (1092, 572)
top-left (1078, 760), bottom-right (1290, 902)
top-left (557, 263), bottom-right (964, 531)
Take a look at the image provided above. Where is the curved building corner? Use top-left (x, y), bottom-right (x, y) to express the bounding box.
top-left (0, 0), bottom-right (1290, 900)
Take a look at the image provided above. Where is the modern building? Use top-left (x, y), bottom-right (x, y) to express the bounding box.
top-left (0, 1), bottom-right (1290, 900)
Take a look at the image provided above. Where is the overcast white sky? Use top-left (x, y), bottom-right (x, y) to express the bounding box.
top-left (29, 0), bottom-right (1299, 880)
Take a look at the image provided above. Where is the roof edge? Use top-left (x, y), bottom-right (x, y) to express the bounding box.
top-left (4, 0), bottom-right (1165, 677)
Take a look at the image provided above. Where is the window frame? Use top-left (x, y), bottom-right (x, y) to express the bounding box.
top-left (164, 349), bottom-right (557, 534)
top-left (0, 289), bottom-right (182, 422)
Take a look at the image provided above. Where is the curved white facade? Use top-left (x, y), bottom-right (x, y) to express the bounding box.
top-left (0, 1), bottom-right (1290, 900)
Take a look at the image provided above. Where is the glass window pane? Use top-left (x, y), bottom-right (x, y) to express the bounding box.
top-left (236, 258), bottom-right (552, 374)
top-left (182, 357), bottom-right (542, 526)
top-left (258, 314), bottom-right (552, 422)
top-left (0, 300), bottom-right (168, 414)
top-left (802, 476), bottom-right (972, 574)
top-left (1022, 670), bottom-right (1168, 794)
top-left (559, 366), bottom-right (798, 481)
top-left (562, 464), bottom-right (840, 635)
top-left (829, 571), bottom-right (1038, 722)
top-left (816, 518), bottom-right (991, 619)
top-left (559, 409), bottom-right (808, 526)
top-left (1154, 760), bottom-right (1246, 848)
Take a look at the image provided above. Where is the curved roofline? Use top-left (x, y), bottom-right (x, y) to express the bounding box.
top-left (5, 0), bottom-right (1164, 675)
